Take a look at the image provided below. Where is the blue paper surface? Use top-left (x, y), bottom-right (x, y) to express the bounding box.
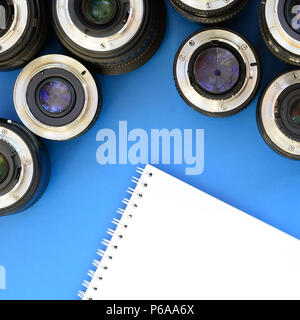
top-left (0, 0), bottom-right (299, 300)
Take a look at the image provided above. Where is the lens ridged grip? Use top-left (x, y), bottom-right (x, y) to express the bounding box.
top-left (169, 0), bottom-right (248, 24)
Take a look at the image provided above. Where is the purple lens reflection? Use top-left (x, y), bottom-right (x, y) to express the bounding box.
top-left (39, 80), bottom-right (72, 114)
top-left (193, 47), bottom-right (240, 95)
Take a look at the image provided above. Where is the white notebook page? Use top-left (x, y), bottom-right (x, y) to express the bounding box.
top-left (82, 164), bottom-right (300, 300)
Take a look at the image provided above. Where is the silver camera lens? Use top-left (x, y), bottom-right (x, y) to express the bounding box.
top-left (13, 54), bottom-right (102, 141)
top-left (169, 0), bottom-right (248, 24)
top-left (257, 70), bottom-right (300, 159)
top-left (0, 0), bottom-right (48, 71)
top-left (0, 119), bottom-right (50, 216)
top-left (260, 0), bottom-right (300, 66)
top-left (174, 28), bottom-right (261, 117)
top-left (51, 0), bottom-right (167, 75)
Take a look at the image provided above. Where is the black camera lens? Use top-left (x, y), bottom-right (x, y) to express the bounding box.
top-left (257, 70), bottom-right (300, 159)
top-left (260, 0), bottom-right (300, 66)
top-left (169, 0), bottom-right (248, 24)
top-left (14, 54), bottom-right (102, 141)
top-left (0, 0), bottom-right (48, 71)
top-left (52, 0), bottom-right (167, 75)
top-left (0, 119), bottom-right (50, 216)
top-left (174, 29), bottom-right (261, 117)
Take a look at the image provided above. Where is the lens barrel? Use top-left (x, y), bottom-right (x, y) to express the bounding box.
top-left (51, 0), bottom-right (167, 75)
top-left (169, 0), bottom-right (248, 24)
top-left (14, 54), bottom-right (102, 141)
top-left (257, 70), bottom-right (300, 159)
top-left (0, 119), bottom-right (50, 216)
top-left (174, 28), bottom-right (261, 117)
top-left (260, 0), bottom-right (300, 66)
top-left (0, 0), bottom-right (48, 71)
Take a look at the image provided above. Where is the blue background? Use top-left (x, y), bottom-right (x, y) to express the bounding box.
top-left (0, 0), bottom-right (299, 300)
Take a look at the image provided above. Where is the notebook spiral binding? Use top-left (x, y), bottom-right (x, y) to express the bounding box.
top-left (78, 166), bottom-right (153, 300)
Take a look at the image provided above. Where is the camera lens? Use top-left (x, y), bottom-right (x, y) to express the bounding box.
top-left (168, 0), bottom-right (249, 24)
top-left (174, 29), bottom-right (261, 117)
top-left (14, 54), bottom-right (102, 141)
top-left (257, 70), bottom-right (300, 159)
top-left (260, 0), bottom-right (300, 66)
top-left (0, 0), bottom-right (48, 71)
top-left (0, 119), bottom-right (50, 216)
top-left (52, 0), bottom-right (167, 75)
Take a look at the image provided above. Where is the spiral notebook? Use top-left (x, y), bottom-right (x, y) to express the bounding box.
top-left (79, 165), bottom-right (300, 300)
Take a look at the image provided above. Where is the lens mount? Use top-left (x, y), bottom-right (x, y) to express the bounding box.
top-left (52, 0), bottom-right (166, 75)
top-left (257, 70), bottom-right (300, 160)
top-left (174, 28), bottom-right (261, 117)
top-left (169, 0), bottom-right (249, 24)
top-left (0, 119), bottom-right (50, 216)
top-left (260, 0), bottom-right (300, 66)
top-left (0, 0), bottom-right (48, 71)
top-left (14, 54), bottom-right (102, 141)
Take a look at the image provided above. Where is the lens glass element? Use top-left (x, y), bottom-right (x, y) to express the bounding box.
top-left (193, 47), bottom-right (240, 95)
top-left (0, 152), bottom-right (8, 184)
top-left (39, 80), bottom-right (72, 114)
top-left (83, 0), bottom-right (116, 25)
top-left (285, 0), bottom-right (300, 33)
top-left (291, 99), bottom-right (300, 124)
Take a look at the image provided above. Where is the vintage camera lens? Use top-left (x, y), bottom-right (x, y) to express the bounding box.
top-left (0, 0), bottom-right (48, 71)
top-left (257, 70), bottom-right (300, 159)
top-left (174, 29), bottom-right (261, 117)
top-left (168, 0), bottom-right (249, 24)
top-left (14, 54), bottom-right (102, 141)
top-left (52, 0), bottom-right (167, 75)
top-left (0, 119), bottom-right (50, 216)
top-left (260, 0), bottom-right (300, 66)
